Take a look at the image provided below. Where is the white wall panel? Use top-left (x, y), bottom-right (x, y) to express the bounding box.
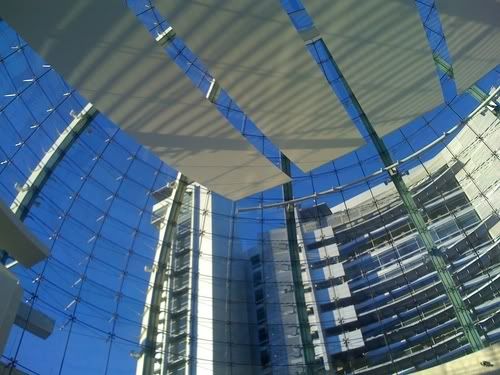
top-left (0, 266), bottom-right (22, 354)
top-left (304, 0), bottom-right (443, 136)
top-left (0, 0), bottom-right (290, 200)
top-left (157, 0), bottom-right (365, 172)
top-left (436, 0), bottom-right (500, 92)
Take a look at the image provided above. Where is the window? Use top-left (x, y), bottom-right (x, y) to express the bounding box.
top-left (457, 210), bottom-right (479, 229)
top-left (255, 288), bottom-right (264, 303)
top-left (176, 231), bottom-right (191, 252)
top-left (258, 327), bottom-right (269, 344)
top-left (170, 315), bottom-right (187, 335)
top-left (173, 273), bottom-right (189, 290)
top-left (251, 254), bottom-right (261, 268)
top-left (253, 270), bottom-right (262, 285)
top-left (169, 364), bottom-right (186, 375)
top-left (168, 338), bottom-right (186, 362)
top-left (257, 307), bottom-right (266, 323)
top-left (171, 293), bottom-right (188, 311)
top-left (260, 350), bottom-right (270, 367)
top-left (174, 252), bottom-right (190, 271)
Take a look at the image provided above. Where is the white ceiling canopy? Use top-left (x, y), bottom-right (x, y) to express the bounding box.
top-left (303, 0), bottom-right (444, 137)
top-left (156, 0), bottom-right (365, 172)
top-left (0, 0), bottom-right (290, 200)
top-left (436, 0), bottom-right (500, 93)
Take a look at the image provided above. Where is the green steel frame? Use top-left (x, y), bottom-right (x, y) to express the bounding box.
top-left (433, 55), bottom-right (490, 102)
top-left (330, 54), bottom-right (485, 352)
top-left (433, 55), bottom-right (498, 118)
top-left (281, 154), bottom-right (320, 374)
top-left (277, 21), bottom-right (489, 370)
top-left (277, 44), bottom-right (488, 374)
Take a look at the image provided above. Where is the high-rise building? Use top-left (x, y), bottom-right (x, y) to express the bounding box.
top-left (136, 176), bottom-right (256, 375)
top-left (249, 108), bottom-right (499, 374)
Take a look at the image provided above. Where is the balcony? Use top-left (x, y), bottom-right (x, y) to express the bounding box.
top-left (307, 243), bottom-right (340, 264)
top-left (310, 263), bottom-right (345, 283)
top-left (320, 305), bottom-right (358, 330)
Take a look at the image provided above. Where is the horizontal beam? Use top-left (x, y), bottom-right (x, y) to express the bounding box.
top-left (0, 265), bottom-right (22, 354)
top-left (10, 103), bottom-right (96, 220)
top-left (14, 302), bottom-right (54, 339)
top-left (0, 199), bottom-right (49, 268)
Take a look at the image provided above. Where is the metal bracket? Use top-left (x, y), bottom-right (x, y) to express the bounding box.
top-left (155, 26), bottom-right (176, 46)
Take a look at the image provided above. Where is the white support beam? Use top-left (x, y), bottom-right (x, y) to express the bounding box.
top-left (0, 265), bottom-right (22, 354)
top-left (0, 200), bottom-right (49, 268)
top-left (10, 103), bottom-right (96, 220)
top-left (14, 302), bottom-right (55, 340)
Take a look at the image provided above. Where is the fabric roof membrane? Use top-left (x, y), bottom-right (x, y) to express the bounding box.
top-left (436, 0), bottom-right (500, 93)
top-left (303, 0), bottom-right (444, 137)
top-left (157, 0), bottom-right (365, 172)
top-left (0, 0), bottom-right (290, 200)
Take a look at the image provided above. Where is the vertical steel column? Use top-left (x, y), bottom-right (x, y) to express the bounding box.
top-left (433, 56), bottom-right (499, 118)
top-left (327, 54), bottom-right (485, 351)
top-left (280, 154), bottom-right (318, 374)
top-left (139, 173), bottom-right (189, 375)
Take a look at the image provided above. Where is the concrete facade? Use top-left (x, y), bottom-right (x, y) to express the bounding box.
top-left (136, 182), bottom-right (256, 375)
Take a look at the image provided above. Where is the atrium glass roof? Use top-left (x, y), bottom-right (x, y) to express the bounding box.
top-left (0, 0), bottom-right (498, 374)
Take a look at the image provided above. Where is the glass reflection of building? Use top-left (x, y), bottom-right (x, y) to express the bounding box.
top-left (249, 108), bottom-right (500, 374)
